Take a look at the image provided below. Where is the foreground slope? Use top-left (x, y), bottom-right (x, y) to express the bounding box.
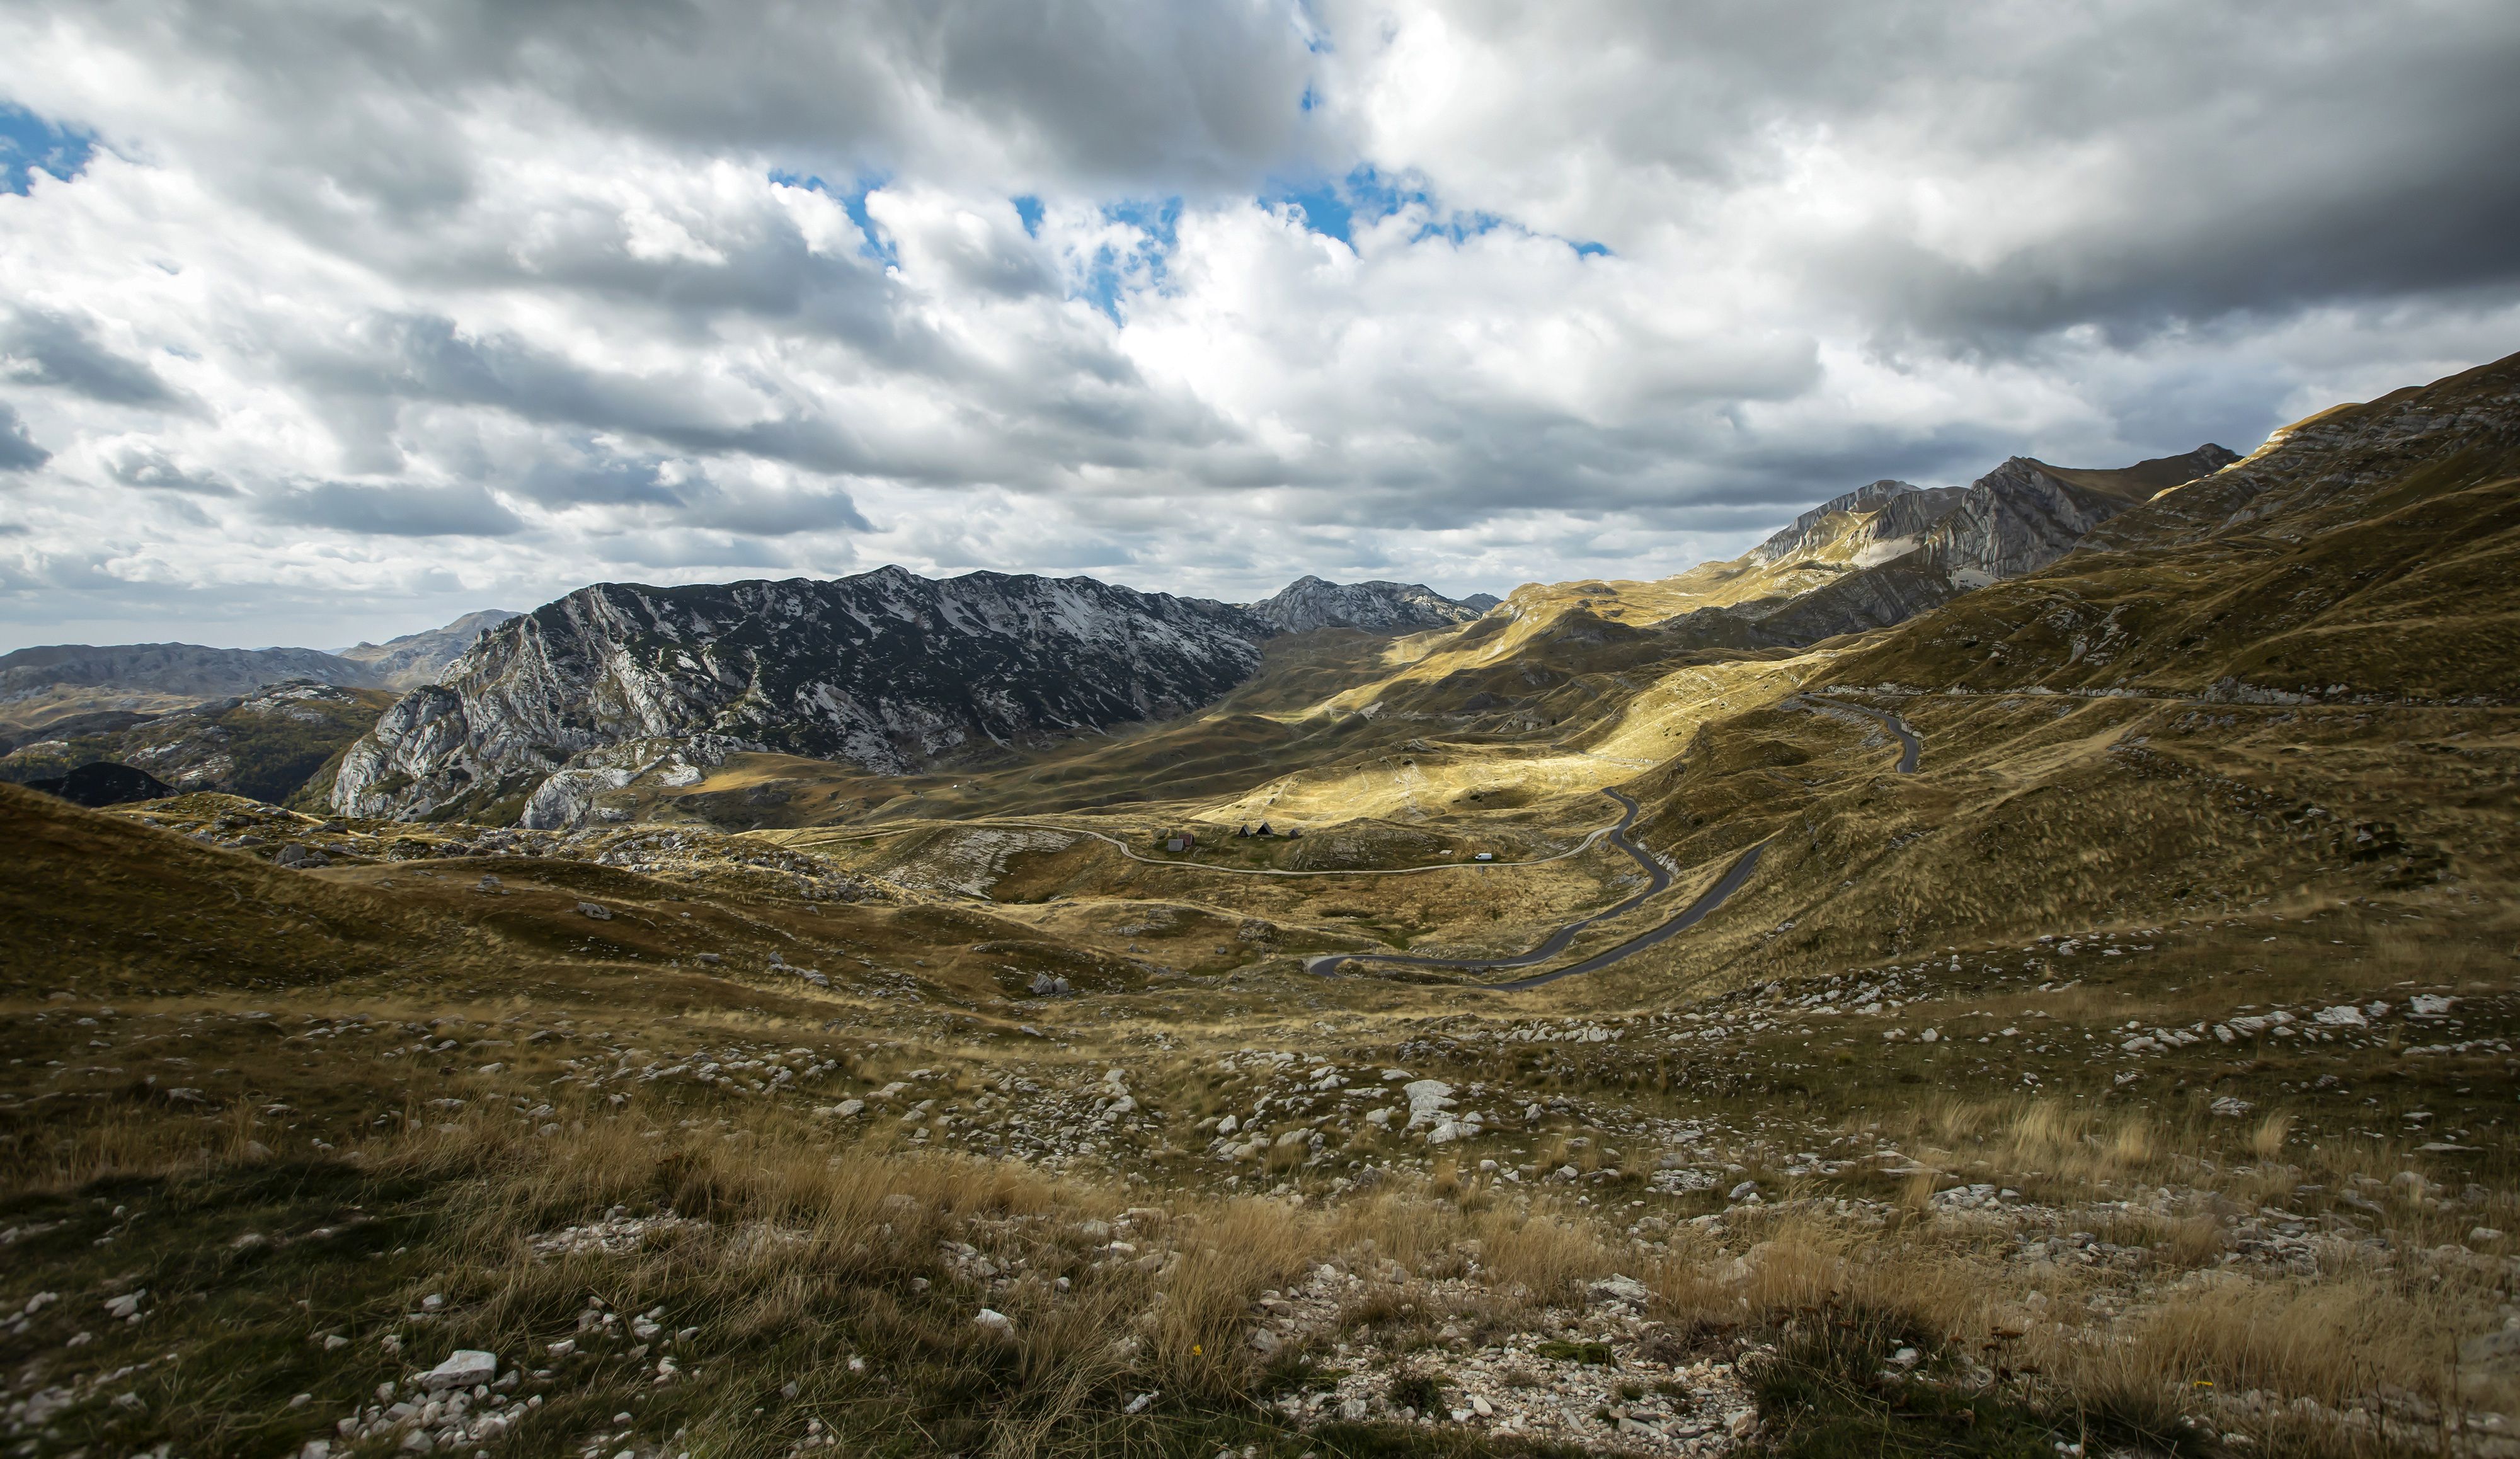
top-left (7, 685), bottom-right (2515, 1459)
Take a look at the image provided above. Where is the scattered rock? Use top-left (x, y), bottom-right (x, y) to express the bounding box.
top-left (1401, 1079), bottom-right (1456, 1131)
top-left (420, 1349), bottom-right (498, 1392)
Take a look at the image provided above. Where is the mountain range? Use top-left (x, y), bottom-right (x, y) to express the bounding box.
top-left (0, 434), bottom-right (2291, 823)
top-left (0, 608), bottom-right (518, 743)
top-left (0, 680), bottom-right (395, 806)
top-left (332, 569), bottom-right (1276, 827)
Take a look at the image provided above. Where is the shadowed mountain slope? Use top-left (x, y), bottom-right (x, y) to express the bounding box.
top-left (0, 680), bottom-right (395, 806)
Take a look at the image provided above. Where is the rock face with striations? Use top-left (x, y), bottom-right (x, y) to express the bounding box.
top-left (1918, 445), bottom-right (2240, 588)
top-left (330, 567), bottom-right (1269, 827)
top-left (1246, 576), bottom-right (1491, 635)
top-left (1745, 480), bottom-right (1969, 568)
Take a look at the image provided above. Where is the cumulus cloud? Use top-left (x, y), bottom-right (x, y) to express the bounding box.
top-left (0, 0), bottom-right (2514, 649)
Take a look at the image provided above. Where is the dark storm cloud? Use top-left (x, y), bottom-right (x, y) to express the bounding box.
top-left (0, 401), bottom-right (46, 471)
top-left (515, 454), bottom-right (684, 508)
top-left (260, 481), bottom-right (527, 537)
top-left (0, 308), bottom-right (192, 409)
top-left (106, 443), bottom-right (236, 496)
top-left (302, 312), bottom-right (884, 476)
top-left (47, 0), bottom-right (1315, 212)
top-left (1782, 3), bottom-right (2516, 338)
top-left (679, 481), bottom-right (874, 537)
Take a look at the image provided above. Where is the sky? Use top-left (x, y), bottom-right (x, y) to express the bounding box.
top-left (2, 1), bottom-right (2517, 651)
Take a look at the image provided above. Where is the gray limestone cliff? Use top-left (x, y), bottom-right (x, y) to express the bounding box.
top-left (331, 567), bottom-right (1269, 827)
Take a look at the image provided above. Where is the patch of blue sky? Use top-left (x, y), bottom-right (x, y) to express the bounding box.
top-left (0, 102), bottom-right (94, 196)
top-left (1012, 195), bottom-right (1045, 237)
top-left (767, 169), bottom-right (898, 267)
top-left (1292, 0), bottom-right (1331, 54)
top-left (1077, 197), bottom-right (1184, 323)
top-left (1265, 164), bottom-right (1611, 257)
top-left (1272, 177), bottom-right (1354, 242)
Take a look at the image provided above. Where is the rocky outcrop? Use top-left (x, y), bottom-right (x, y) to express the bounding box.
top-left (332, 567), bottom-right (1270, 827)
top-left (1918, 446), bottom-right (2238, 588)
top-left (1716, 552), bottom-right (1965, 644)
top-left (338, 609), bottom-right (522, 689)
top-left (1246, 576), bottom-right (1490, 635)
top-left (1747, 481), bottom-right (1960, 566)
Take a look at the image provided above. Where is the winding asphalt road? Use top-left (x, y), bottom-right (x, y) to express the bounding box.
top-left (791, 696), bottom-right (1920, 989)
top-left (1304, 699), bottom-right (1921, 987)
top-left (1806, 697), bottom-right (1922, 772)
top-left (1298, 789), bottom-right (1675, 979)
top-left (1040, 815), bottom-right (1626, 879)
top-left (791, 806), bottom-right (1635, 879)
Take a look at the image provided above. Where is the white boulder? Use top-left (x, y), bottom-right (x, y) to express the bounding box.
top-left (420, 1350), bottom-right (498, 1392)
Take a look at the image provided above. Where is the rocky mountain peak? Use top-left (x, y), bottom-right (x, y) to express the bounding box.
top-left (1653, 442), bottom-right (2246, 654)
top-left (1247, 576), bottom-right (1491, 635)
top-left (1920, 444), bottom-right (2235, 588)
top-left (1748, 479), bottom-right (1968, 568)
top-left (331, 566), bottom-right (1271, 828)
